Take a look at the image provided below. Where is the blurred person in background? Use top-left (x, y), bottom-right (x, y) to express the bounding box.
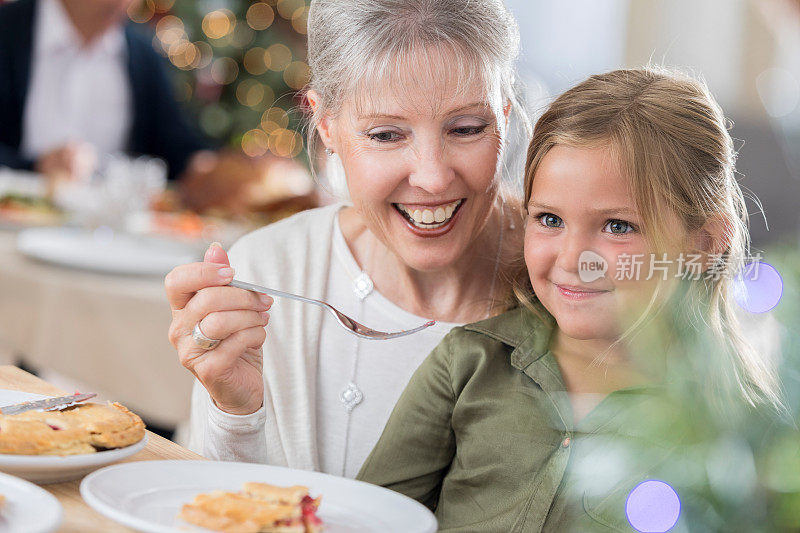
top-left (0, 0), bottom-right (248, 210)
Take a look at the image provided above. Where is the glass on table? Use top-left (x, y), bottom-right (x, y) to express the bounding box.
top-left (52, 153), bottom-right (167, 230)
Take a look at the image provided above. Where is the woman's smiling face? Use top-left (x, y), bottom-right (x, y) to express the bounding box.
top-left (315, 48), bottom-right (506, 272)
top-left (524, 144), bottom-right (683, 342)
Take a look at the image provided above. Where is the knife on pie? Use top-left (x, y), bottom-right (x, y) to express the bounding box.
top-left (0, 393), bottom-right (97, 416)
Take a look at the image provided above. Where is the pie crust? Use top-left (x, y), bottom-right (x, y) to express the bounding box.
top-left (0, 402), bottom-right (145, 455)
top-left (180, 482), bottom-right (323, 533)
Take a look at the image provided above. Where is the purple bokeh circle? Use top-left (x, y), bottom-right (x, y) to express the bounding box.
top-left (625, 480), bottom-right (681, 533)
top-left (734, 261), bottom-right (783, 313)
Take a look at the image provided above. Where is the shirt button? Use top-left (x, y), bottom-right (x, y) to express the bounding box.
top-left (561, 437), bottom-right (571, 448)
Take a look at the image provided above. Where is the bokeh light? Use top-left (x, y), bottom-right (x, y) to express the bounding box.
top-left (260, 107), bottom-right (290, 134)
top-left (232, 23), bottom-right (256, 48)
top-left (202, 9), bottom-right (236, 40)
top-left (193, 42), bottom-right (214, 69)
top-left (153, 0), bottom-right (175, 12)
top-left (241, 129), bottom-right (270, 157)
top-left (248, 84), bottom-right (264, 107)
top-left (127, 0), bottom-right (155, 23)
top-left (269, 128), bottom-right (303, 158)
top-left (290, 135), bottom-right (304, 158)
top-left (244, 47), bottom-right (270, 75)
top-left (261, 86), bottom-right (276, 109)
top-left (247, 2), bottom-right (275, 30)
top-left (155, 15), bottom-right (185, 48)
top-left (266, 44), bottom-right (292, 71)
top-left (734, 261), bottom-right (784, 313)
top-left (277, 0), bottom-right (305, 20)
top-left (168, 40), bottom-right (198, 70)
top-left (291, 6), bottom-right (309, 34)
top-left (149, 1), bottom-right (309, 155)
top-left (236, 80), bottom-right (269, 108)
top-left (283, 61), bottom-right (310, 89)
top-left (210, 57), bottom-right (240, 85)
top-left (626, 480), bottom-right (681, 533)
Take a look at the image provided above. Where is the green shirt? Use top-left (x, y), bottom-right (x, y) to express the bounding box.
top-left (357, 306), bottom-right (749, 532)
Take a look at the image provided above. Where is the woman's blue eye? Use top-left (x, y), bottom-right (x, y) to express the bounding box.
top-left (604, 219), bottom-right (635, 234)
top-left (538, 213), bottom-right (563, 228)
top-left (368, 131), bottom-right (402, 142)
top-left (451, 125), bottom-right (487, 136)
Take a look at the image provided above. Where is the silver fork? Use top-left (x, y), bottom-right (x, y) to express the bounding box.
top-left (229, 279), bottom-right (435, 340)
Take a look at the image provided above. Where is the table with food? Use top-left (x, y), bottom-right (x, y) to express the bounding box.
top-left (0, 366), bottom-right (436, 532)
top-left (0, 161), bottom-right (315, 432)
top-left (0, 160), bottom-right (438, 532)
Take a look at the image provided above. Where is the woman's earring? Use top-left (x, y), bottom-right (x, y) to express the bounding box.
top-left (325, 148), bottom-right (334, 156)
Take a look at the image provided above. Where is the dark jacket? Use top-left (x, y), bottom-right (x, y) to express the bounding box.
top-left (0, 0), bottom-right (210, 180)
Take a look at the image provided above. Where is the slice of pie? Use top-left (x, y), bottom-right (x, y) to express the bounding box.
top-left (180, 483), bottom-right (323, 533)
top-left (244, 483), bottom-right (323, 533)
top-left (0, 415), bottom-right (94, 455)
top-left (42, 402), bottom-right (145, 449)
top-left (0, 401), bottom-right (145, 455)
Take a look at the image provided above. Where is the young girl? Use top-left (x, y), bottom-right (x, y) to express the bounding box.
top-left (356, 68), bottom-right (787, 531)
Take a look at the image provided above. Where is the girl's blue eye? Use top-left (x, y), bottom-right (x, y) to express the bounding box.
top-left (367, 130), bottom-right (402, 142)
top-left (604, 219), bottom-right (635, 235)
top-left (538, 213), bottom-right (563, 228)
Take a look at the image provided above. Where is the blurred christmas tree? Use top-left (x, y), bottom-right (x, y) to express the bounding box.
top-left (127, 0), bottom-right (310, 162)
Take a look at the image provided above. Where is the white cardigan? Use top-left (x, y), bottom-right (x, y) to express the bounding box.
top-left (188, 204), bottom-right (459, 475)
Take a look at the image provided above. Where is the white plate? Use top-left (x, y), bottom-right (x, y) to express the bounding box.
top-left (81, 460), bottom-right (437, 533)
top-left (16, 227), bottom-right (200, 277)
top-left (0, 471), bottom-right (62, 533)
top-left (0, 390), bottom-right (148, 484)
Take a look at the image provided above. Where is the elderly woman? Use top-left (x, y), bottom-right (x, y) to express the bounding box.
top-left (165, 0), bottom-right (529, 478)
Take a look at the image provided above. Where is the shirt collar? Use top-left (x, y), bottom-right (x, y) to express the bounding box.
top-left (463, 302), bottom-right (556, 370)
top-left (37, 0), bottom-right (126, 56)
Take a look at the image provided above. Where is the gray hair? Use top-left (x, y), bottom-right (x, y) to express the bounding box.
top-left (305, 0), bottom-right (531, 200)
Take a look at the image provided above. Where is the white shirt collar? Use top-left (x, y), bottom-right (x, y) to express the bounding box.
top-left (37, 0), bottom-right (126, 57)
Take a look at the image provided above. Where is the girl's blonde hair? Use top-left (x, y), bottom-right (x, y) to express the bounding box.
top-left (519, 67), bottom-right (783, 413)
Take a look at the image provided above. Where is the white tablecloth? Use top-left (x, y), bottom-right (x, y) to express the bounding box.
top-left (0, 229), bottom-right (193, 427)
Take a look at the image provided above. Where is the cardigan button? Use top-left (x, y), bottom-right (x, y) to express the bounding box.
top-left (561, 437), bottom-right (571, 448)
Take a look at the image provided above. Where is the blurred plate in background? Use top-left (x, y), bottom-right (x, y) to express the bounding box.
top-left (125, 210), bottom-right (247, 246)
top-left (16, 227), bottom-right (200, 277)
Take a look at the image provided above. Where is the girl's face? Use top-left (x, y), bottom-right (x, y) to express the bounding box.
top-left (524, 144), bottom-right (682, 342)
top-left (317, 53), bottom-right (505, 272)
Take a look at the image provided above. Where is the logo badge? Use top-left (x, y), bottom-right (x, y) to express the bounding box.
top-left (578, 250), bottom-right (608, 283)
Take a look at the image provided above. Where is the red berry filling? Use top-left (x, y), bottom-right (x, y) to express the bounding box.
top-left (302, 495), bottom-right (323, 525)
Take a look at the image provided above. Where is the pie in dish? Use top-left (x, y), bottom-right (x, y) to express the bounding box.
top-left (180, 482), bottom-right (323, 533)
top-left (0, 402), bottom-right (145, 455)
